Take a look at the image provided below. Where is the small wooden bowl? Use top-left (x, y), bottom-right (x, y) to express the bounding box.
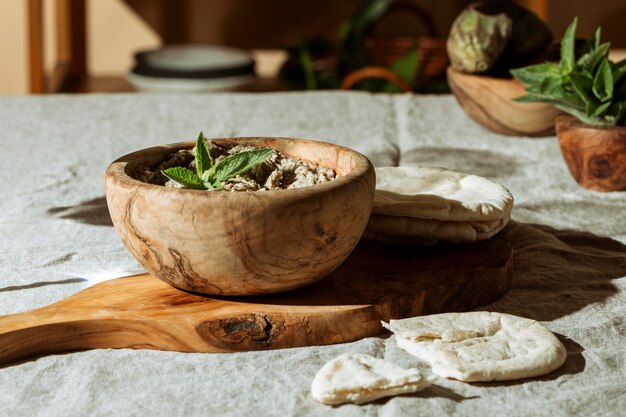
top-left (105, 137), bottom-right (376, 295)
top-left (556, 115), bottom-right (626, 191)
top-left (447, 67), bottom-right (561, 137)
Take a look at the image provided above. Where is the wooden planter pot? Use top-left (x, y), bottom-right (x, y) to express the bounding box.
top-left (556, 115), bottom-right (626, 191)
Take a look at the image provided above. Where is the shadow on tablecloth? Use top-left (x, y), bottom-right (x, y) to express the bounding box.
top-left (47, 196), bottom-right (112, 227)
top-left (490, 221), bottom-right (626, 322)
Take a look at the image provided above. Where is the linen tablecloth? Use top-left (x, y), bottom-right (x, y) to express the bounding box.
top-left (1, 92), bottom-right (625, 417)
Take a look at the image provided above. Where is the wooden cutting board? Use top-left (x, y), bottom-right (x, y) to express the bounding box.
top-left (0, 236), bottom-right (513, 365)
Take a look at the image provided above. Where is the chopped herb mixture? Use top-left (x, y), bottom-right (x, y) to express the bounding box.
top-left (134, 133), bottom-right (337, 191)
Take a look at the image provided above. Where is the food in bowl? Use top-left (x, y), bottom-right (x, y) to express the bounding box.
top-left (105, 136), bottom-right (375, 296)
top-left (135, 132), bottom-right (336, 191)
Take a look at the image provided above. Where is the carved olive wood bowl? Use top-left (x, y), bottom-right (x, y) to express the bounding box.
top-left (105, 137), bottom-right (376, 295)
top-left (556, 115), bottom-right (626, 191)
top-left (447, 67), bottom-right (562, 137)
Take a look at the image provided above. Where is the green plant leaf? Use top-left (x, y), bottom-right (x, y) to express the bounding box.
top-left (213, 148), bottom-right (274, 184)
top-left (560, 17), bottom-right (578, 73)
top-left (383, 46), bottom-right (419, 93)
top-left (591, 100), bottom-right (612, 117)
top-left (593, 58), bottom-right (614, 102)
top-left (612, 58), bottom-right (626, 85)
top-left (298, 41), bottom-right (317, 90)
top-left (576, 42), bottom-right (610, 71)
top-left (511, 62), bottom-right (560, 85)
top-left (608, 101), bottom-right (626, 125)
top-left (593, 27), bottom-right (601, 48)
top-left (553, 103), bottom-right (614, 126)
top-left (162, 167), bottom-right (206, 190)
top-left (195, 132), bottom-right (212, 178)
top-left (569, 71), bottom-right (595, 106)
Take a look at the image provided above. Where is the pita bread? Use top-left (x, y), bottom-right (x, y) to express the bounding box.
top-left (311, 353), bottom-right (431, 405)
top-left (383, 312), bottom-right (566, 382)
top-left (365, 213), bottom-right (510, 243)
top-left (374, 167), bottom-right (514, 222)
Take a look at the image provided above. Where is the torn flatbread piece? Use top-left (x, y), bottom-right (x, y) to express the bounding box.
top-left (374, 167), bottom-right (514, 222)
top-left (383, 312), bottom-right (566, 382)
top-left (311, 353), bottom-right (431, 405)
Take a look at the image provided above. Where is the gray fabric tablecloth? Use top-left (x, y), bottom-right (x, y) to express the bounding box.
top-left (1, 92), bottom-right (625, 417)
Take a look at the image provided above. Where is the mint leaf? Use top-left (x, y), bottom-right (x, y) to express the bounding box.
top-left (612, 58), bottom-right (626, 85)
top-left (201, 167), bottom-right (221, 190)
top-left (560, 17), bottom-right (578, 73)
top-left (553, 103), bottom-right (613, 126)
top-left (569, 71), bottom-right (594, 106)
top-left (195, 131), bottom-right (213, 178)
top-left (162, 167), bottom-right (205, 190)
top-left (511, 62), bottom-right (560, 85)
top-left (592, 100), bottom-right (612, 117)
top-left (593, 58), bottom-right (614, 102)
top-left (213, 148), bottom-right (274, 184)
top-left (576, 42), bottom-right (610, 71)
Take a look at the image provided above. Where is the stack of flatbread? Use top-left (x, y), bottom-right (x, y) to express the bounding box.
top-left (364, 167), bottom-right (514, 245)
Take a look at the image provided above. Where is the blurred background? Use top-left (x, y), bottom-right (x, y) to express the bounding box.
top-left (1, 0), bottom-right (625, 95)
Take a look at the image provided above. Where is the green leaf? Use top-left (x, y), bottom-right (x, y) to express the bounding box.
top-left (593, 58), bottom-right (614, 101)
top-left (560, 17), bottom-right (578, 73)
top-left (569, 71), bottom-right (595, 106)
top-left (612, 58), bottom-right (626, 85)
top-left (383, 46), bottom-right (419, 93)
top-left (593, 27), bottom-right (601, 48)
top-left (553, 103), bottom-right (614, 126)
top-left (195, 132), bottom-right (212, 178)
top-left (213, 148), bottom-right (274, 184)
top-left (591, 100), bottom-right (612, 117)
top-left (609, 101), bottom-right (626, 125)
top-left (298, 41), bottom-right (317, 90)
top-left (576, 43), bottom-right (610, 71)
top-left (511, 62), bottom-right (560, 85)
top-left (162, 167), bottom-right (205, 190)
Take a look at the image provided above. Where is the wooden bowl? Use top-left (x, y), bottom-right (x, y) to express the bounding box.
top-left (447, 67), bottom-right (562, 137)
top-left (105, 137), bottom-right (376, 295)
top-left (556, 115), bottom-right (626, 191)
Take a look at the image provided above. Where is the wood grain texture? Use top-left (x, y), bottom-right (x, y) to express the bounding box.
top-left (105, 138), bottom-right (376, 296)
top-left (556, 115), bottom-right (626, 191)
top-left (0, 235), bottom-right (513, 366)
top-left (447, 67), bottom-right (561, 137)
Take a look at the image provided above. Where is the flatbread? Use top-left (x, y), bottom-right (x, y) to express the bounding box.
top-left (311, 353), bottom-right (431, 405)
top-left (374, 167), bottom-right (514, 222)
top-left (383, 312), bottom-right (567, 382)
top-left (365, 213), bottom-right (510, 243)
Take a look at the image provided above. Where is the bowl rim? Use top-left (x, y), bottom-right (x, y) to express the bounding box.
top-left (105, 136), bottom-right (374, 199)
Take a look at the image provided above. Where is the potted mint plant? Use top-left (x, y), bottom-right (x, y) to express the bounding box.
top-left (512, 18), bottom-right (626, 191)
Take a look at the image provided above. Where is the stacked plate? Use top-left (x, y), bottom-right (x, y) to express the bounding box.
top-left (127, 45), bottom-right (256, 92)
top-left (364, 166), bottom-right (513, 245)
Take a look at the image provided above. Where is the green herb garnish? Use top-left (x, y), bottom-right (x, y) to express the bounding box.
top-left (162, 132), bottom-right (274, 190)
top-left (511, 17), bottom-right (626, 126)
